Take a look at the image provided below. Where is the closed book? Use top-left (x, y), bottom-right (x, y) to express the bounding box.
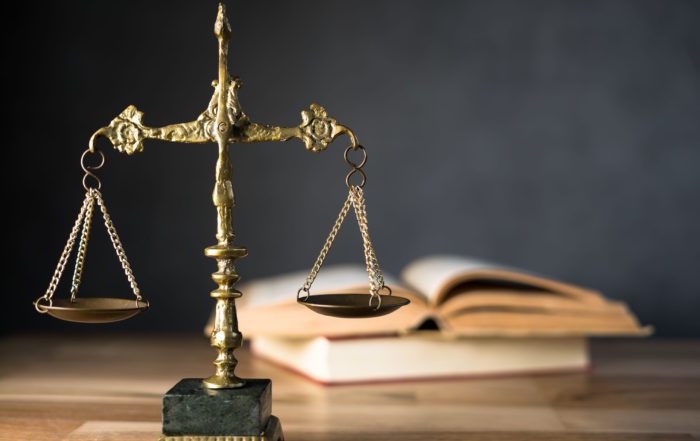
top-left (251, 333), bottom-right (589, 385)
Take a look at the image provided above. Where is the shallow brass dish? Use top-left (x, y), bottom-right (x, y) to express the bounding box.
top-left (298, 293), bottom-right (410, 318)
top-left (38, 298), bottom-right (149, 323)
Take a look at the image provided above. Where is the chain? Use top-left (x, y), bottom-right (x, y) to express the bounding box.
top-left (70, 192), bottom-right (96, 300)
top-left (93, 189), bottom-right (142, 300)
top-left (298, 144), bottom-right (388, 309)
top-left (35, 191), bottom-right (93, 312)
top-left (344, 145), bottom-right (367, 188)
top-left (35, 148), bottom-right (144, 313)
top-left (350, 186), bottom-right (385, 296)
top-left (300, 190), bottom-right (354, 297)
top-left (298, 185), bottom-right (387, 309)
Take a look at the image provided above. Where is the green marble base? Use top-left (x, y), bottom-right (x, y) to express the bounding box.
top-left (162, 378), bottom-right (282, 439)
top-left (160, 416), bottom-right (283, 441)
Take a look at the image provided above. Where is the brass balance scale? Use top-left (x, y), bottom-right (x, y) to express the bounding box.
top-left (33, 3), bottom-right (409, 440)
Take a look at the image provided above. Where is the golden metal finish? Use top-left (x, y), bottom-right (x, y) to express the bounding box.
top-left (294, 135), bottom-right (406, 317)
top-left (70, 189), bottom-right (94, 300)
top-left (88, 101), bottom-right (357, 155)
top-left (38, 190), bottom-right (94, 311)
top-left (34, 182), bottom-right (147, 323)
top-left (297, 185), bottom-right (409, 318)
top-left (93, 188), bottom-right (143, 300)
top-left (350, 186), bottom-right (386, 296)
top-left (39, 298), bottom-right (149, 324)
top-left (299, 293), bottom-right (409, 319)
top-left (85, 3), bottom-right (362, 390)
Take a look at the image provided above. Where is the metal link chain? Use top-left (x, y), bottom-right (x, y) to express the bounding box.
top-left (300, 190), bottom-right (354, 294)
top-left (299, 185), bottom-right (386, 308)
top-left (35, 187), bottom-right (143, 313)
top-left (350, 186), bottom-right (385, 295)
top-left (92, 189), bottom-right (142, 300)
top-left (70, 193), bottom-right (96, 300)
top-left (35, 192), bottom-right (93, 312)
top-left (35, 147), bottom-right (144, 313)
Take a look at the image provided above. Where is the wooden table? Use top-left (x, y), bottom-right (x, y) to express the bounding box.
top-left (0, 334), bottom-right (698, 440)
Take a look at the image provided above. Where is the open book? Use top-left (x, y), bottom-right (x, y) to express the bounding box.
top-left (209, 255), bottom-right (650, 338)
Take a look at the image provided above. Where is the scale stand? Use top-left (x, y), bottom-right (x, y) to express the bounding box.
top-left (35, 3), bottom-right (410, 440)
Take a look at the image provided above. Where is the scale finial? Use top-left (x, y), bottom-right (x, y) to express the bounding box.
top-left (214, 2), bottom-right (231, 41)
top-left (214, 1), bottom-right (232, 126)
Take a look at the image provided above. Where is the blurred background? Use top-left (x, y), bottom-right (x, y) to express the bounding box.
top-left (6, 0), bottom-right (699, 336)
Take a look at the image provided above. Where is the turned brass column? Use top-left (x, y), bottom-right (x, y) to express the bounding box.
top-left (202, 6), bottom-right (246, 389)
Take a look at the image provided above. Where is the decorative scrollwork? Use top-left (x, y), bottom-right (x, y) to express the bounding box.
top-left (233, 103), bottom-right (357, 150)
top-left (90, 104), bottom-right (216, 154)
top-left (89, 85), bottom-right (357, 155)
top-left (95, 105), bottom-right (148, 155)
top-left (299, 104), bottom-right (355, 152)
top-left (90, 79), bottom-right (255, 154)
top-left (193, 78), bottom-right (248, 141)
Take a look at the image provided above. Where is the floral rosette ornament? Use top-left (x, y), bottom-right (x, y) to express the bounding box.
top-left (97, 105), bottom-right (148, 155)
top-left (299, 104), bottom-right (344, 152)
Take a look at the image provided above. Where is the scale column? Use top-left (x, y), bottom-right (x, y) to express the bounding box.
top-left (202, 4), bottom-right (247, 390)
top-left (202, 140), bottom-right (247, 390)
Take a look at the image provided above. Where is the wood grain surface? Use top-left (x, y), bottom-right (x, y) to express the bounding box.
top-left (0, 335), bottom-right (698, 440)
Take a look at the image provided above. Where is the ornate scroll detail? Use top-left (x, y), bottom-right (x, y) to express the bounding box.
top-left (234, 104), bottom-right (357, 151)
top-left (89, 78), bottom-right (253, 155)
top-left (299, 104), bottom-right (354, 152)
top-left (216, 78), bottom-right (250, 131)
top-left (92, 105), bottom-right (148, 154)
top-left (199, 78), bottom-right (249, 141)
top-left (237, 123), bottom-right (293, 144)
top-left (153, 119), bottom-right (213, 147)
top-left (89, 104), bottom-right (212, 154)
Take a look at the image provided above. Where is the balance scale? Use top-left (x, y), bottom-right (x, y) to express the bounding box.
top-left (34, 3), bottom-right (409, 440)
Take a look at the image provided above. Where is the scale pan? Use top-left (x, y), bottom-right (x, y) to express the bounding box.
top-left (298, 293), bottom-right (410, 318)
top-left (42, 298), bottom-right (149, 323)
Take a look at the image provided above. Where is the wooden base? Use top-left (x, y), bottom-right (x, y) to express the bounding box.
top-left (159, 415), bottom-right (283, 441)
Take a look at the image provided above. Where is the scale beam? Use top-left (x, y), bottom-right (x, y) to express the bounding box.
top-left (88, 99), bottom-right (358, 154)
top-left (88, 7), bottom-right (356, 155)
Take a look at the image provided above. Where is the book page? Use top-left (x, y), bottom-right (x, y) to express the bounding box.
top-left (438, 289), bottom-right (627, 318)
top-left (401, 255), bottom-right (605, 306)
top-left (401, 255), bottom-right (518, 304)
top-left (443, 309), bottom-right (651, 337)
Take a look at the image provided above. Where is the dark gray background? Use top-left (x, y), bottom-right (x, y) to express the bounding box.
top-left (6, 1), bottom-right (699, 336)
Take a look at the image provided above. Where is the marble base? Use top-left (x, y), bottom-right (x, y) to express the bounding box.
top-left (159, 415), bottom-right (283, 441)
top-left (161, 378), bottom-right (282, 440)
